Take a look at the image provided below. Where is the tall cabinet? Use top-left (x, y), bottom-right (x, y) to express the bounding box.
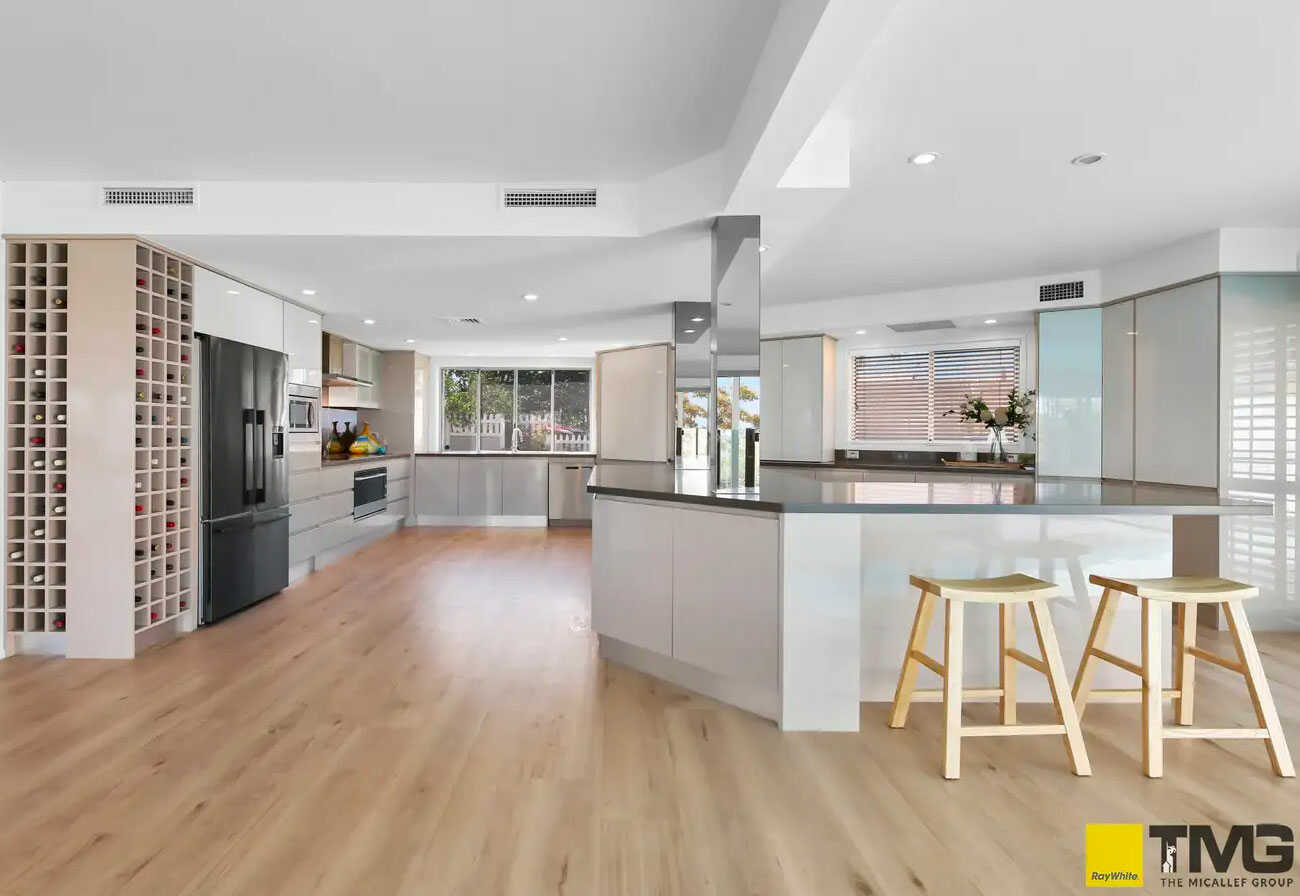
top-left (5, 238), bottom-right (195, 658)
top-left (759, 335), bottom-right (836, 463)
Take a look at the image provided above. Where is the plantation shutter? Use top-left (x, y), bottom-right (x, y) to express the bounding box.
top-left (931, 345), bottom-right (1021, 440)
top-left (851, 351), bottom-right (931, 440)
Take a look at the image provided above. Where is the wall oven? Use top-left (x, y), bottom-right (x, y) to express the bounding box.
top-left (353, 467), bottom-right (388, 520)
top-left (287, 384), bottom-right (320, 433)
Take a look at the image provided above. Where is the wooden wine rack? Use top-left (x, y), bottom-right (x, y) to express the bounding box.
top-left (131, 245), bottom-right (195, 633)
top-left (5, 241), bottom-right (70, 636)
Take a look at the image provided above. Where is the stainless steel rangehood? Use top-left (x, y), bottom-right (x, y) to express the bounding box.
top-left (322, 332), bottom-right (374, 386)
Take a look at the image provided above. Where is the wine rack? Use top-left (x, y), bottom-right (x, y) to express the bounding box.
top-left (5, 241), bottom-right (70, 636)
top-left (131, 245), bottom-right (194, 633)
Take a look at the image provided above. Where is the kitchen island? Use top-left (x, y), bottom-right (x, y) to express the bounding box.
top-left (587, 464), bottom-right (1271, 731)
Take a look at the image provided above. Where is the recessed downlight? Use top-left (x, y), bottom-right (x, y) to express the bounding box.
top-left (758, 244), bottom-right (769, 253)
top-left (522, 293), bottom-right (539, 302)
top-left (307, 319), bottom-right (318, 325)
top-left (690, 316), bottom-right (704, 323)
top-left (405, 338), bottom-right (415, 343)
top-left (301, 288), bottom-right (317, 296)
top-left (557, 336), bottom-right (568, 342)
top-left (855, 329), bottom-right (866, 335)
top-left (226, 289), bottom-right (240, 295)
top-left (684, 329), bottom-right (696, 334)
top-left (908, 151), bottom-right (940, 166)
top-left (984, 318), bottom-right (998, 325)
top-left (363, 319), bottom-right (375, 325)
top-left (1071, 153), bottom-right (1106, 166)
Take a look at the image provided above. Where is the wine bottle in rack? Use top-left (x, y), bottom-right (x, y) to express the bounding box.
top-left (12, 342), bottom-right (24, 354)
top-left (31, 389), bottom-right (45, 400)
top-left (136, 346), bottom-right (145, 355)
top-left (135, 548), bottom-right (145, 559)
top-left (8, 550), bottom-right (22, 561)
top-left (32, 459), bottom-right (45, 469)
top-left (32, 368), bottom-right (45, 377)
top-left (136, 367), bottom-right (145, 377)
top-left (53, 618), bottom-right (65, 631)
top-left (151, 327), bottom-right (161, 336)
top-left (55, 413), bottom-right (65, 423)
top-left (52, 503), bottom-right (64, 515)
top-left (52, 458), bottom-right (64, 468)
top-left (136, 391), bottom-right (146, 401)
top-left (30, 435), bottom-right (44, 446)
top-left (10, 297), bottom-right (25, 309)
top-left (51, 296), bottom-right (65, 309)
top-left (31, 573), bottom-right (44, 584)
top-left (135, 503), bottom-right (144, 514)
top-left (32, 526), bottom-right (44, 537)
top-left (179, 599), bottom-right (188, 610)
top-left (53, 482), bottom-right (65, 493)
top-left (136, 323), bottom-right (146, 333)
top-left (32, 412), bottom-right (44, 422)
top-left (30, 320), bottom-right (45, 332)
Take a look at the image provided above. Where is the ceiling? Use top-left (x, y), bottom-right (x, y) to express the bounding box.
top-left (0, 0), bottom-right (778, 181)
top-left (759, 0), bottom-right (1300, 303)
top-left (158, 229), bottom-right (710, 356)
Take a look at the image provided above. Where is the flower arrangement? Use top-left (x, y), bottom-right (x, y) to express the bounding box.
top-left (945, 387), bottom-right (1035, 458)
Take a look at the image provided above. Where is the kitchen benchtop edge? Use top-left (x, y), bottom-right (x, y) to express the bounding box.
top-left (414, 452), bottom-right (597, 458)
top-left (320, 452), bottom-right (413, 467)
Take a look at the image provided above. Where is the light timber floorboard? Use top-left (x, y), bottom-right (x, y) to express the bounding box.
top-left (0, 527), bottom-right (1296, 895)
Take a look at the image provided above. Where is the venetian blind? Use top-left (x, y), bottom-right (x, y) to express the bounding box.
top-left (931, 345), bottom-right (1021, 440)
top-left (851, 351), bottom-right (931, 440)
top-left (851, 344), bottom-right (1021, 442)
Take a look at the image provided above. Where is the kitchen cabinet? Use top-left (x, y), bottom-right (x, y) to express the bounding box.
top-left (283, 302), bottom-right (322, 387)
top-left (413, 457), bottom-right (460, 516)
top-left (193, 268), bottom-right (284, 352)
top-left (1101, 300), bottom-right (1135, 480)
top-left (502, 458), bottom-right (549, 516)
top-left (760, 336), bottom-right (835, 463)
top-left (591, 498), bottom-right (673, 655)
top-left (322, 338), bottom-right (382, 409)
top-left (457, 457), bottom-right (504, 516)
top-left (1134, 280), bottom-right (1218, 487)
top-left (548, 460), bottom-right (595, 520)
top-left (596, 343), bottom-right (673, 462)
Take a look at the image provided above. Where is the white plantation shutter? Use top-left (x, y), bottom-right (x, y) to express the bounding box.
top-left (852, 343), bottom-right (1021, 443)
top-left (851, 351), bottom-right (931, 439)
top-left (932, 345), bottom-right (1021, 440)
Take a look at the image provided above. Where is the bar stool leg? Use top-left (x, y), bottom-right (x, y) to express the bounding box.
top-left (998, 604), bottom-right (1016, 725)
top-left (1173, 603), bottom-right (1197, 725)
top-left (1028, 599), bottom-right (1091, 776)
top-left (1223, 600), bottom-right (1296, 777)
top-left (889, 589), bottom-right (938, 729)
top-left (942, 599), bottom-right (965, 780)
top-left (1071, 588), bottom-right (1117, 720)
top-left (1141, 598), bottom-right (1163, 777)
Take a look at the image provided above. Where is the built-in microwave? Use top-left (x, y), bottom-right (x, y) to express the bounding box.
top-left (287, 384), bottom-right (320, 433)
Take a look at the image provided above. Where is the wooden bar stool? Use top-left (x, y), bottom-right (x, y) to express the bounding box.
top-left (888, 573), bottom-right (1091, 780)
top-left (1073, 575), bottom-right (1295, 778)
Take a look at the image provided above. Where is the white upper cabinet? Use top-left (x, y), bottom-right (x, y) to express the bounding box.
top-left (760, 335), bottom-right (835, 463)
top-left (193, 268), bottom-right (284, 353)
top-left (283, 302), bottom-right (322, 387)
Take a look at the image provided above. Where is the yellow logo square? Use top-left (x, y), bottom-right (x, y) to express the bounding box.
top-left (1085, 823), bottom-right (1144, 887)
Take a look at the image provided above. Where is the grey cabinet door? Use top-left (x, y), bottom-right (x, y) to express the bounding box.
top-left (413, 457), bottom-right (459, 516)
top-left (458, 458), bottom-right (504, 515)
top-left (502, 458), bottom-right (548, 515)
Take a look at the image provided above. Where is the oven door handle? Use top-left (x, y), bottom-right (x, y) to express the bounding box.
top-left (354, 470), bottom-right (386, 481)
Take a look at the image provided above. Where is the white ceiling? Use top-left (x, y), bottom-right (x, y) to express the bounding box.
top-left (158, 229), bottom-right (710, 356)
top-left (0, 0), bottom-right (778, 181)
top-left (759, 0), bottom-right (1300, 303)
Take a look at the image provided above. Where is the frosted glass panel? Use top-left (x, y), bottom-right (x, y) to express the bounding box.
top-left (1037, 309), bottom-right (1102, 477)
top-left (1219, 274), bottom-right (1299, 628)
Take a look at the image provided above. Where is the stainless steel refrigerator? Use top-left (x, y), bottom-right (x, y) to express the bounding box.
top-left (200, 335), bottom-right (290, 623)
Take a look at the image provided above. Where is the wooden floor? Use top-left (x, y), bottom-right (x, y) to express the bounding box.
top-left (0, 527), bottom-right (1297, 895)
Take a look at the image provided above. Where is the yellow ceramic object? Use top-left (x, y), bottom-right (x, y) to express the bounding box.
top-left (350, 422), bottom-right (376, 455)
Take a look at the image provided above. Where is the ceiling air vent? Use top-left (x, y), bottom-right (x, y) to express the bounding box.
top-left (438, 317), bottom-right (482, 326)
top-left (102, 186), bottom-right (197, 207)
top-left (502, 186), bottom-right (597, 208)
top-left (886, 319), bottom-right (957, 333)
top-left (1038, 280), bottom-right (1085, 303)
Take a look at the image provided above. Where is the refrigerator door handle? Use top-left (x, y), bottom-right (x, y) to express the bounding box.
top-left (242, 408), bottom-right (255, 505)
top-left (255, 409), bottom-right (267, 503)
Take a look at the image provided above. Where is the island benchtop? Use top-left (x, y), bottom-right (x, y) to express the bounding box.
top-left (586, 464), bottom-right (1272, 516)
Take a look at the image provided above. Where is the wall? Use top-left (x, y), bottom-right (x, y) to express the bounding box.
top-left (1098, 231), bottom-right (1220, 302)
top-left (1218, 227), bottom-right (1300, 273)
top-left (835, 322), bottom-right (1037, 452)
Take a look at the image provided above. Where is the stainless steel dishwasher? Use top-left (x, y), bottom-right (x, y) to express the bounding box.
top-left (548, 461), bottom-right (594, 524)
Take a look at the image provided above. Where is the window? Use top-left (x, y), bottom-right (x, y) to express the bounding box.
top-left (441, 367), bottom-right (592, 453)
top-left (851, 343), bottom-right (1021, 442)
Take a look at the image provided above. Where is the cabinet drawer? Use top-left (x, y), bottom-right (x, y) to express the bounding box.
top-left (289, 469), bottom-right (325, 502)
top-left (289, 491), bottom-right (352, 534)
top-left (386, 476), bottom-right (410, 502)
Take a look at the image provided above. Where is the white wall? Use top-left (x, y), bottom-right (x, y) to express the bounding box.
top-left (1218, 227), bottom-right (1300, 273)
top-left (1098, 231), bottom-right (1220, 302)
top-left (836, 323), bottom-right (1037, 452)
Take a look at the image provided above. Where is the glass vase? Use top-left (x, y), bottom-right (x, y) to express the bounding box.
top-left (988, 426), bottom-right (1005, 461)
